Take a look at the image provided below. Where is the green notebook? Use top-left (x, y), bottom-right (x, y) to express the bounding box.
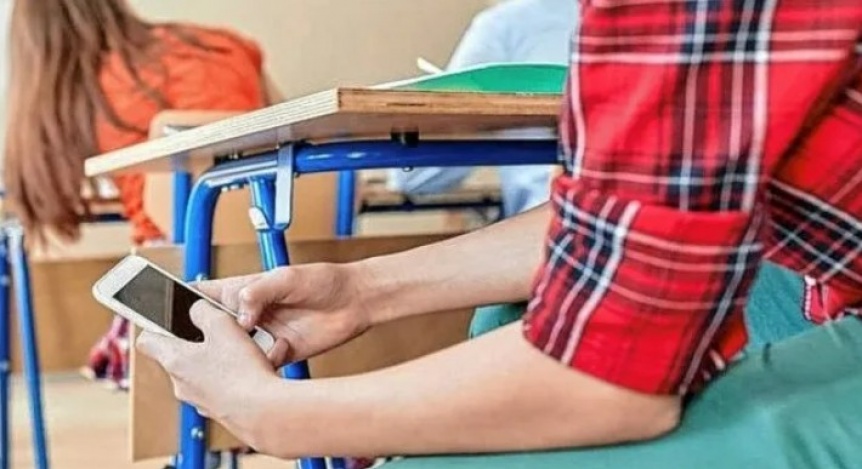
top-left (374, 63), bottom-right (567, 95)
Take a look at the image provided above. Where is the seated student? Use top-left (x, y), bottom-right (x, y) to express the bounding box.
top-left (3, 0), bottom-right (276, 388)
top-left (388, 0), bottom-right (576, 218)
top-left (138, 1), bottom-right (862, 462)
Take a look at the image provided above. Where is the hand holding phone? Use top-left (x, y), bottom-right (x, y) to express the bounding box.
top-left (93, 255), bottom-right (275, 351)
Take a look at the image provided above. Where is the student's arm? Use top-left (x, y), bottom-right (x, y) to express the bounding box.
top-left (256, 323), bottom-right (680, 458)
top-left (138, 309), bottom-right (680, 459)
top-left (360, 203), bottom-right (547, 321)
top-left (197, 204), bottom-right (550, 362)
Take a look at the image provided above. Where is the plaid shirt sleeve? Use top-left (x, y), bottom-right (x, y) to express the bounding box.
top-left (524, 1), bottom-right (862, 395)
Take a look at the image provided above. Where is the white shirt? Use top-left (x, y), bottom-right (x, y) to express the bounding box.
top-left (388, 0), bottom-right (577, 217)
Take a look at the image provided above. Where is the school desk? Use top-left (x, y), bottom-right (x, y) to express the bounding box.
top-left (86, 87), bottom-right (561, 469)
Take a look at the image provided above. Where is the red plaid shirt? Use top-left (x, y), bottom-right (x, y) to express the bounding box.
top-left (525, 1), bottom-right (862, 395)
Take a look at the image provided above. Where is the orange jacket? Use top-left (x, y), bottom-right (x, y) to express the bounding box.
top-left (96, 25), bottom-right (265, 244)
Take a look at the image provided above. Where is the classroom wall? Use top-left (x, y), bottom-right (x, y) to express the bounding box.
top-left (0, 0), bottom-right (11, 182)
top-left (129, 0), bottom-right (490, 99)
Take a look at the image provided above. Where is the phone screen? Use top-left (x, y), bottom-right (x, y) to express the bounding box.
top-left (113, 266), bottom-right (215, 342)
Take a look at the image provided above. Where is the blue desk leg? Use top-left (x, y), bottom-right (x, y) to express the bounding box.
top-left (7, 227), bottom-right (49, 469)
top-left (331, 165), bottom-right (356, 469)
top-left (178, 178), bottom-right (222, 469)
top-left (248, 177), bottom-right (326, 469)
top-left (0, 234), bottom-right (9, 469)
top-left (172, 171), bottom-right (195, 469)
top-left (335, 171), bottom-right (356, 237)
top-left (173, 171), bottom-right (193, 244)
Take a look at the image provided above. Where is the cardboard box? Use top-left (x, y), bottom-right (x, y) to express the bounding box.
top-left (131, 235), bottom-right (473, 461)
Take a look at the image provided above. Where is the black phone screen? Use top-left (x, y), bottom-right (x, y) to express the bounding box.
top-left (113, 266), bottom-right (209, 342)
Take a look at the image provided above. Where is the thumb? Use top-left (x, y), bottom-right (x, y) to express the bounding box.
top-left (265, 338), bottom-right (292, 368)
top-left (237, 267), bottom-right (296, 328)
top-left (189, 299), bottom-right (236, 340)
top-left (136, 330), bottom-right (188, 372)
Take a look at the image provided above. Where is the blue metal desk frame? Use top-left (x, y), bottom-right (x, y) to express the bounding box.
top-left (0, 222), bottom-right (50, 469)
top-left (170, 138), bottom-right (557, 469)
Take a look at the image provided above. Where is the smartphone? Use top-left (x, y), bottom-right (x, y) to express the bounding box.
top-left (92, 255), bottom-right (275, 351)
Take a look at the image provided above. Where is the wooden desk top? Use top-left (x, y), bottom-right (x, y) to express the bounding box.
top-left (85, 88), bottom-right (561, 176)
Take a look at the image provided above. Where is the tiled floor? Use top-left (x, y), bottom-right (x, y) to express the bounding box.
top-left (10, 374), bottom-right (288, 469)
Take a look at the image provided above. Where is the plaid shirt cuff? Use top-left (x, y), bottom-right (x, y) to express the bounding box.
top-left (804, 279), bottom-right (862, 323)
top-left (524, 178), bottom-right (761, 394)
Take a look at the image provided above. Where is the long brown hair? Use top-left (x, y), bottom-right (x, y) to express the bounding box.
top-left (4, 0), bottom-right (201, 241)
